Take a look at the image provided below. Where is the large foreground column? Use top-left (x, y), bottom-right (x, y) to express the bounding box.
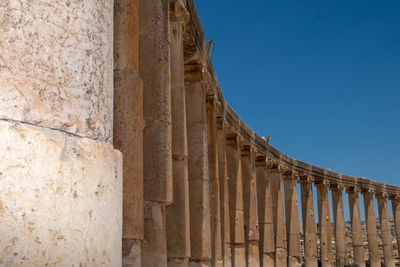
top-left (283, 171), bottom-right (301, 267)
top-left (269, 164), bottom-right (287, 266)
top-left (391, 196), bottom-right (400, 259)
top-left (330, 185), bottom-right (347, 266)
top-left (376, 193), bottom-right (395, 267)
top-left (166, 1), bottom-right (191, 266)
top-left (299, 176), bottom-right (318, 267)
top-left (185, 66), bottom-right (212, 267)
top-left (241, 146), bottom-right (260, 267)
top-left (316, 182), bottom-right (334, 267)
top-left (346, 187), bottom-right (365, 267)
top-left (226, 134), bottom-right (246, 266)
top-left (114, 0), bottom-right (145, 265)
top-left (0, 0), bottom-right (122, 265)
top-left (255, 156), bottom-right (275, 267)
top-left (362, 189), bottom-right (380, 267)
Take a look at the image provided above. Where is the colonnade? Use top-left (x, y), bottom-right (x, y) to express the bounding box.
top-left (1, 0), bottom-right (399, 266)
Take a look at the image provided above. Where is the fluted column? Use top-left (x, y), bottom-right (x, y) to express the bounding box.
top-left (390, 196), bottom-right (400, 260)
top-left (207, 96), bottom-right (223, 267)
top-left (283, 171), bottom-right (301, 267)
top-left (226, 134), bottom-right (246, 266)
top-left (166, 1), bottom-right (191, 266)
top-left (241, 146), bottom-right (260, 267)
top-left (255, 156), bottom-right (275, 267)
top-left (299, 176), bottom-right (318, 267)
top-left (217, 118), bottom-right (232, 267)
top-left (346, 187), bottom-right (365, 267)
top-left (269, 164), bottom-right (287, 266)
top-left (376, 192), bottom-right (395, 267)
top-left (185, 65), bottom-right (212, 266)
top-left (362, 189), bottom-right (380, 267)
top-left (316, 181), bottom-right (334, 267)
top-left (330, 184), bottom-right (347, 266)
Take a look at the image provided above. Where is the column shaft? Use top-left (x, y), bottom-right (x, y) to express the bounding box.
top-left (362, 190), bottom-right (380, 267)
top-left (316, 183), bottom-right (334, 267)
top-left (391, 198), bottom-right (400, 260)
top-left (256, 158), bottom-right (275, 267)
top-left (269, 166), bottom-right (287, 266)
top-left (226, 134), bottom-right (246, 266)
top-left (166, 2), bottom-right (191, 266)
top-left (331, 187), bottom-right (347, 266)
top-left (377, 195), bottom-right (395, 267)
top-left (185, 71), bottom-right (212, 266)
top-left (241, 147), bottom-right (260, 267)
top-left (217, 119), bottom-right (232, 267)
top-left (207, 97), bottom-right (223, 267)
top-left (283, 173), bottom-right (301, 267)
top-left (114, 0), bottom-right (145, 266)
top-left (346, 188), bottom-right (365, 267)
top-left (300, 180), bottom-right (318, 267)
top-left (140, 0), bottom-right (171, 265)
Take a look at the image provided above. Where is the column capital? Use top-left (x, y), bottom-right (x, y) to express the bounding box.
top-left (345, 186), bottom-right (361, 194)
top-left (329, 183), bottom-right (344, 191)
top-left (170, 0), bottom-right (190, 25)
top-left (241, 145), bottom-right (256, 156)
top-left (298, 174), bottom-right (314, 184)
top-left (282, 169), bottom-right (297, 180)
top-left (361, 187), bottom-right (375, 195)
top-left (268, 162), bottom-right (281, 173)
top-left (375, 191), bottom-right (389, 199)
top-left (225, 133), bottom-right (241, 145)
top-left (389, 194), bottom-right (400, 201)
top-left (255, 155), bottom-right (267, 166)
top-left (185, 64), bottom-right (210, 82)
top-left (314, 178), bottom-right (329, 187)
top-left (216, 116), bottom-right (226, 131)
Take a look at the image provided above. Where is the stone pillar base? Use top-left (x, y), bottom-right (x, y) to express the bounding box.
top-left (168, 257), bottom-right (189, 267)
top-left (0, 120), bottom-right (122, 265)
top-left (123, 239), bottom-right (142, 267)
top-left (189, 260), bottom-right (211, 267)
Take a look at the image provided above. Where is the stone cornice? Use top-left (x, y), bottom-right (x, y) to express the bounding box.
top-left (183, 0), bottom-right (400, 196)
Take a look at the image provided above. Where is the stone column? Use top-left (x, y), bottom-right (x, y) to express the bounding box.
top-left (330, 185), bottom-right (347, 266)
top-left (376, 192), bottom-right (395, 267)
top-left (283, 171), bottom-right (301, 267)
top-left (185, 65), bottom-right (212, 267)
top-left (241, 146), bottom-right (260, 267)
top-left (0, 0), bottom-right (122, 265)
top-left (226, 134), bottom-right (246, 266)
top-left (114, 0), bottom-right (145, 266)
top-left (255, 156), bottom-right (275, 267)
top-left (346, 187), bottom-right (365, 267)
top-left (166, 1), bottom-right (191, 266)
top-left (362, 189), bottom-right (380, 267)
top-left (299, 176), bottom-right (318, 267)
top-left (269, 164), bottom-right (287, 266)
top-left (390, 196), bottom-right (400, 260)
top-left (139, 0), bottom-right (172, 265)
top-left (217, 118), bottom-right (232, 267)
top-left (207, 96), bottom-right (223, 267)
top-left (316, 181), bottom-right (334, 267)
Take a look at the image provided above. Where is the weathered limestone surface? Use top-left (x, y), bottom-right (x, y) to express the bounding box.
top-left (217, 118), bottom-right (232, 267)
top-left (283, 172), bottom-right (301, 267)
top-left (362, 190), bottom-right (380, 267)
top-left (241, 147), bottom-right (260, 267)
top-left (255, 157), bottom-right (275, 267)
top-left (185, 72), bottom-right (212, 264)
top-left (300, 178), bottom-right (318, 267)
top-left (207, 97), bottom-right (223, 267)
top-left (391, 197), bottom-right (400, 259)
top-left (166, 1), bottom-right (191, 264)
top-left (226, 134), bottom-right (246, 266)
top-left (140, 0), bottom-right (172, 203)
top-left (316, 182), bottom-right (333, 267)
top-left (0, 120), bottom-right (122, 265)
top-left (330, 186), bottom-right (347, 266)
top-left (346, 188), bottom-right (365, 267)
top-left (377, 195), bottom-right (395, 267)
top-left (0, 0), bottom-right (114, 142)
top-left (269, 166), bottom-right (287, 266)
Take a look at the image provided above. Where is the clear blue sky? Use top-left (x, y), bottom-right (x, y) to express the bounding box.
top-left (194, 0), bottom-right (400, 220)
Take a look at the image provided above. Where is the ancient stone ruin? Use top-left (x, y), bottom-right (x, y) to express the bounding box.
top-left (0, 0), bottom-right (399, 266)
